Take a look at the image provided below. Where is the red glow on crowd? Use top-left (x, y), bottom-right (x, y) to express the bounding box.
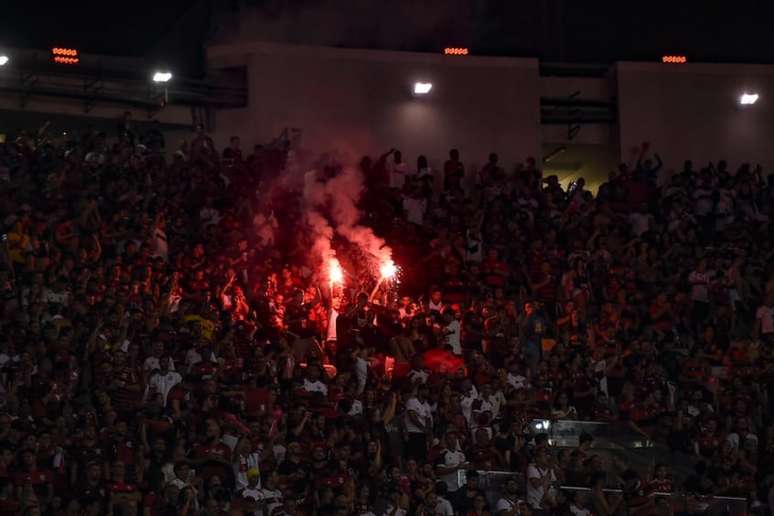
top-left (423, 349), bottom-right (466, 376)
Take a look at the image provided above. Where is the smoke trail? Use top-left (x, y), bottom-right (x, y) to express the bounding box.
top-left (302, 162), bottom-right (392, 275)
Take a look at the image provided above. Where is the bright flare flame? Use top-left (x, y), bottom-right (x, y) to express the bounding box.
top-left (328, 258), bottom-right (343, 285)
top-left (380, 260), bottom-right (397, 280)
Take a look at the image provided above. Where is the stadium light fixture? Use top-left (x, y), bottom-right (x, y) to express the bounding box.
top-left (739, 93), bottom-right (759, 105)
top-left (153, 71), bottom-right (173, 83)
top-left (413, 82), bottom-right (432, 95)
top-left (0, 55), bottom-right (8, 67)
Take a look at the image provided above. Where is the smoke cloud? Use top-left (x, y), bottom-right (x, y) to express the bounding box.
top-left (303, 162), bottom-right (392, 274)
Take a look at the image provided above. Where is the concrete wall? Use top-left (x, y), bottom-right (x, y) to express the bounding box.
top-left (208, 43), bottom-right (541, 172)
top-left (617, 62), bottom-right (774, 180)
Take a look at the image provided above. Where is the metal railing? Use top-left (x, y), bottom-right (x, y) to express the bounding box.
top-left (560, 485), bottom-right (747, 516)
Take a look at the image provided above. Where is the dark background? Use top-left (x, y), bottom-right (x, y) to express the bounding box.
top-left (1, 0), bottom-right (772, 71)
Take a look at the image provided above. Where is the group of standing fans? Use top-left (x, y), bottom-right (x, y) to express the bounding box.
top-left (1, 119), bottom-right (774, 516)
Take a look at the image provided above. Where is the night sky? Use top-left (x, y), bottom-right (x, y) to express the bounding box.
top-left (2, 0), bottom-right (773, 65)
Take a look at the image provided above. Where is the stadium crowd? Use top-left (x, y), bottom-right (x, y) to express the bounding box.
top-left (0, 118), bottom-right (773, 516)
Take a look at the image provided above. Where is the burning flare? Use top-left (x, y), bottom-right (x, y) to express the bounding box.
top-left (329, 258), bottom-right (344, 285)
top-left (380, 260), bottom-right (397, 280)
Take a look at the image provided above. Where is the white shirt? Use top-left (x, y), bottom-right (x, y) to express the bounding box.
top-left (472, 398), bottom-right (495, 422)
top-left (234, 452), bottom-right (261, 490)
top-left (629, 212), bottom-right (652, 237)
top-left (507, 373), bottom-right (528, 390)
top-left (403, 197), bottom-right (427, 225)
top-left (143, 356), bottom-right (175, 373)
top-left (185, 349), bottom-right (202, 372)
top-left (389, 161), bottom-right (408, 189)
top-left (428, 299), bottom-right (445, 312)
top-left (303, 378), bottom-right (328, 396)
top-left (382, 506), bottom-right (407, 516)
top-left (327, 308), bottom-right (339, 342)
top-left (460, 386), bottom-right (480, 424)
top-left (527, 464), bottom-right (556, 509)
top-left (407, 369), bottom-right (429, 385)
top-left (200, 207), bottom-right (221, 227)
top-left (688, 271), bottom-right (710, 303)
top-left (257, 487), bottom-right (283, 516)
top-left (485, 391), bottom-right (506, 420)
top-left (445, 320), bottom-right (462, 355)
top-left (348, 399), bottom-right (364, 416)
top-left (694, 188), bottom-right (713, 216)
top-left (151, 227), bottom-right (168, 260)
top-left (495, 497), bottom-right (518, 514)
top-left (435, 497), bottom-right (454, 516)
top-left (145, 370), bottom-right (183, 406)
top-left (569, 504), bottom-right (592, 516)
top-left (757, 305), bottom-right (774, 335)
top-left (354, 357), bottom-right (368, 394)
top-left (437, 449), bottom-right (466, 492)
top-left (42, 288), bottom-right (68, 305)
top-left (405, 397), bottom-right (433, 433)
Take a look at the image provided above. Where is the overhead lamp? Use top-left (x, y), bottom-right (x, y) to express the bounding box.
top-left (413, 82), bottom-right (432, 95)
top-left (152, 71), bottom-right (173, 83)
top-left (739, 93), bottom-right (759, 105)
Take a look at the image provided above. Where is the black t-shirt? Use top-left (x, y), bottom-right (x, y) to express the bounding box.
top-left (79, 482), bottom-right (107, 505)
top-left (285, 302), bottom-right (314, 338)
top-left (277, 459), bottom-right (310, 494)
top-left (452, 487), bottom-right (484, 515)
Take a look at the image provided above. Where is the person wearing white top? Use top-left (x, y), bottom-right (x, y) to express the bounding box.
top-left (143, 342), bottom-right (171, 373)
top-left (255, 472), bottom-right (283, 516)
top-left (495, 478), bottom-right (525, 516)
top-left (301, 364), bottom-right (328, 396)
top-left (689, 259), bottom-right (712, 330)
top-left (402, 195), bottom-right (427, 226)
top-left (353, 350), bottom-right (369, 394)
top-left (435, 432), bottom-right (468, 492)
top-left (327, 306), bottom-right (339, 343)
top-left (407, 368), bottom-right (429, 384)
top-left (756, 295), bottom-right (774, 339)
top-left (405, 386), bottom-right (433, 460)
top-left (526, 452), bottom-right (558, 511)
top-left (302, 377), bottom-right (328, 396)
top-left (430, 491), bottom-right (454, 516)
top-left (443, 313), bottom-right (462, 355)
top-left (387, 150), bottom-right (408, 189)
top-left (459, 381), bottom-right (480, 424)
top-left (144, 357), bottom-right (182, 407)
top-left (688, 260), bottom-right (711, 303)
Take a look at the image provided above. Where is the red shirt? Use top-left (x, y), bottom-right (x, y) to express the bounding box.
top-left (192, 442), bottom-right (232, 481)
top-left (112, 439), bottom-right (137, 465)
top-left (111, 366), bottom-right (142, 411)
top-left (243, 387), bottom-right (270, 415)
top-left (12, 469), bottom-right (50, 488)
top-left (481, 258), bottom-right (509, 288)
top-left (108, 480), bottom-right (138, 494)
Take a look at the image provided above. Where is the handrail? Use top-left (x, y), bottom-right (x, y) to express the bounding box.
top-left (557, 485), bottom-right (748, 516)
top-left (558, 485), bottom-right (746, 502)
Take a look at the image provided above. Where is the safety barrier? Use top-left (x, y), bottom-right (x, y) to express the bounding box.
top-left (559, 485), bottom-right (747, 516)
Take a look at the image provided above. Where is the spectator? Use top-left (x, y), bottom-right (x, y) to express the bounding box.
top-left (0, 121), bottom-right (770, 515)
